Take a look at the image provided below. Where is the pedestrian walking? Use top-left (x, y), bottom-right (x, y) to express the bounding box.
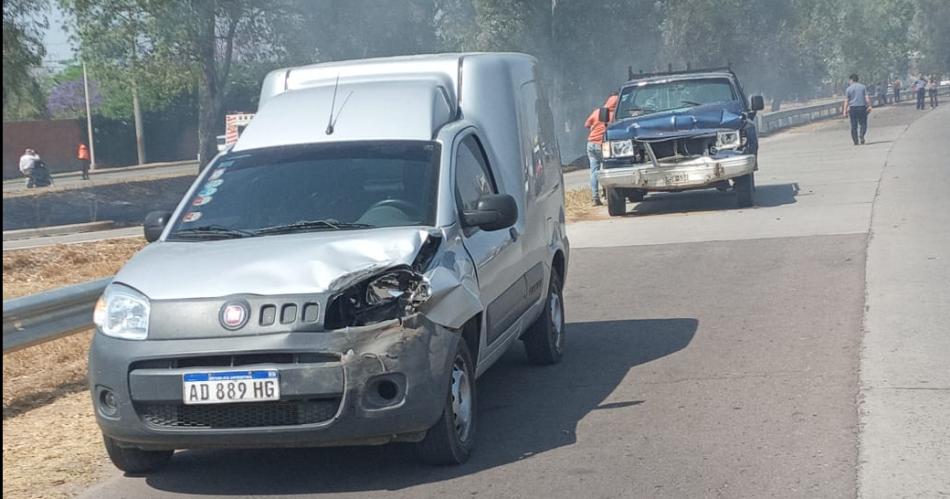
top-left (893, 78), bottom-right (901, 103)
top-left (584, 91), bottom-right (619, 206)
top-left (914, 75), bottom-right (927, 110)
top-left (18, 148), bottom-right (40, 188)
top-left (843, 73), bottom-right (872, 146)
top-left (77, 142), bottom-right (91, 180)
top-left (928, 78), bottom-right (939, 109)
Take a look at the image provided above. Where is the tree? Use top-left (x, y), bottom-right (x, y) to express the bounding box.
top-left (3, 0), bottom-right (50, 120)
top-left (47, 77), bottom-right (101, 118)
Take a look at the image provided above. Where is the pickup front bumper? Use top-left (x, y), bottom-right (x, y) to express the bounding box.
top-left (598, 153), bottom-right (756, 191)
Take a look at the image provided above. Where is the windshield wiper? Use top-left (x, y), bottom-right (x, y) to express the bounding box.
top-left (170, 225), bottom-right (256, 240)
top-left (253, 219), bottom-right (374, 235)
top-left (680, 99), bottom-right (702, 106)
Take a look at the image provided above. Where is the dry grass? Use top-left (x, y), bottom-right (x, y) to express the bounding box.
top-left (2, 239), bottom-right (147, 498)
top-left (2, 238), bottom-right (146, 300)
top-left (565, 187), bottom-right (609, 223)
top-left (2, 391), bottom-right (109, 499)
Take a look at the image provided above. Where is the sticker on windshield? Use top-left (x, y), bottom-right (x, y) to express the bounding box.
top-left (198, 186), bottom-right (217, 197)
top-left (192, 196), bottom-right (212, 207)
top-left (216, 160), bottom-right (234, 168)
top-left (209, 168), bottom-right (225, 180)
top-left (182, 211), bottom-right (202, 223)
top-left (206, 179), bottom-right (224, 188)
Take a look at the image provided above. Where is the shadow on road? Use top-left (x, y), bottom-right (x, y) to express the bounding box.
top-left (628, 182), bottom-right (799, 217)
top-left (142, 317), bottom-right (698, 495)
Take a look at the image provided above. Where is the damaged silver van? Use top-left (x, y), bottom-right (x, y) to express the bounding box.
top-left (89, 53), bottom-right (569, 472)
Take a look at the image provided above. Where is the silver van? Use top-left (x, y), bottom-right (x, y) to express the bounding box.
top-left (89, 53), bottom-right (569, 471)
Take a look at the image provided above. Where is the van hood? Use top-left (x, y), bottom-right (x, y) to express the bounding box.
top-left (115, 227), bottom-right (435, 301)
top-left (606, 101), bottom-right (745, 142)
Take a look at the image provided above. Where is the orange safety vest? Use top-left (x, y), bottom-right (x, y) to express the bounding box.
top-left (78, 144), bottom-right (90, 160)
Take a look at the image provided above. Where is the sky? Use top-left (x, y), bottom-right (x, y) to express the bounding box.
top-left (43, 3), bottom-right (76, 67)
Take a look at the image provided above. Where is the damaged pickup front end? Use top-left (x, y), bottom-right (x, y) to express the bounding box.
top-left (89, 226), bottom-right (484, 451)
top-left (595, 71), bottom-right (764, 215)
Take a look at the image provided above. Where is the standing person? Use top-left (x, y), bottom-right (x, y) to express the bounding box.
top-left (876, 82), bottom-right (888, 106)
top-left (915, 75), bottom-right (927, 110)
top-left (893, 78), bottom-right (901, 103)
top-left (18, 148), bottom-right (40, 188)
top-left (77, 142), bottom-right (91, 180)
top-left (584, 91), bottom-right (619, 206)
top-left (928, 78), bottom-right (939, 109)
top-left (843, 73), bottom-right (873, 146)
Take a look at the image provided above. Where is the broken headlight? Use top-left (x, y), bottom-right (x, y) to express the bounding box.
top-left (324, 267), bottom-right (430, 329)
top-left (716, 130), bottom-right (741, 150)
top-left (608, 139), bottom-right (636, 158)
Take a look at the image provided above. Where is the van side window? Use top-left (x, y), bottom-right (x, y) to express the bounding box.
top-left (455, 136), bottom-right (497, 212)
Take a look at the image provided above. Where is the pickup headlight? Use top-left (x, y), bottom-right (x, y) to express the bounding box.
top-left (609, 140), bottom-right (636, 158)
top-left (93, 284), bottom-right (150, 340)
top-left (716, 130), bottom-right (741, 150)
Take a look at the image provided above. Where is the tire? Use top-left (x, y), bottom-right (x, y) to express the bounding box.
top-left (416, 340), bottom-right (476, 465)
top-left (606, 187), bottom-right (626, 216)
top-left (522, 271), bottom-right (565, 365)
top-left (626, 189), bottom-right (645, 202)
top-left (103, 435), bottom-right (173, 474)
top-left (735, 172), bottom-right (755, 208)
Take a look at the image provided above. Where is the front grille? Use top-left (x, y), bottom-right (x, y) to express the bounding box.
top-left (131, 352), bottom-right (340, 370)
top-left (649, 137), bottom-right (714, 159)
top-left (139, 398), bottom-right (339, 429)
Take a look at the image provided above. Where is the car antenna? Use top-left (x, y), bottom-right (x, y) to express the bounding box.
top-left (325, 75), bottom-right (353, 135)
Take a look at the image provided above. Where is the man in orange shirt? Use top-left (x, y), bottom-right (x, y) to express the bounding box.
top-left (584, 91), bottom-right (619, 206)
top-left (77, 142), bottom-right (91, 180)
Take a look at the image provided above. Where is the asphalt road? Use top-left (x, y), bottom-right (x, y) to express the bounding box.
top-left (79, 102), bottom-right (948, 498)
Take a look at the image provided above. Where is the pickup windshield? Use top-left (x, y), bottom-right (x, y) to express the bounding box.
top-left (617, 78), bottom-right (738, 118)
top-left (167, 140), bottom-right (440, 241)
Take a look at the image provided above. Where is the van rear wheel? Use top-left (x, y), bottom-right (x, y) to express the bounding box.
top-left (606, 188), bottom-right (626, 216)
top-left (416, 340), bottom-right (476, 465)
top-left (523, 271), bottom-right (565, 365)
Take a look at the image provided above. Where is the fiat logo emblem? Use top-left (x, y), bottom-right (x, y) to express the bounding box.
top-left (219, 301), bottom-right (249, 330)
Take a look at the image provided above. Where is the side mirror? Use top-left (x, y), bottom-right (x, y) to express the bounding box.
top-left (750, 95), bottom-right (765, 112)
top-left (462, 194), bottom-right (518, 231)
top-left (144, 210), bottom-right (173, 243)
top-left (598, 107), bottom-right (611, 123)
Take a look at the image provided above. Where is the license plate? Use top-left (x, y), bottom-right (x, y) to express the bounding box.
top-left (182, 370), bottom-right (279, 405)
top-left (665, 173), bottom-right (689, 184)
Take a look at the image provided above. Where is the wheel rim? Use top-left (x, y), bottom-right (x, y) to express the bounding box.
top-left (550, 288), bottom-right (564, 353)
top-left (450, 356), bottom-right (473, 442)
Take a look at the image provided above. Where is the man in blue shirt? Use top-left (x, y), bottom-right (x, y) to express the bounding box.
top-left (843, 73), bottom-right (872, 145)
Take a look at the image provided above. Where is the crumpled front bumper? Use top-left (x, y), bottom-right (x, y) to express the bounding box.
top-left (598, 153), bottom-right (756, 191)
top-left (89, 314), bottom-right (458, 450)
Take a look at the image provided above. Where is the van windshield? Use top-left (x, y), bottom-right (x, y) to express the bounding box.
top-left (617, 78), bottom-right (738, 118)
top-left (167, 141), bottom-right (441, 241)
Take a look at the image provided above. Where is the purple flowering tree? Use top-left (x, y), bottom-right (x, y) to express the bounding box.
top-left (47, 79), bottom-right (101, 118)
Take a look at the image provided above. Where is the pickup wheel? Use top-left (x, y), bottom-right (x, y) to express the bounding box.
top-left (416, 339), bottom-right (476, 465)
top-left (522, 271), bottom-right (565, 365)
top-left (626, 189), bottom-right (645, 202)
top-left (735, 172), bottom-right (755, 208)
top-left (103, 436), bottom-right (173, 473)
top-left (606, 187), bottom-right (627, 216)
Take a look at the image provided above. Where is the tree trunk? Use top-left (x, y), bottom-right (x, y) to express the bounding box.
top-left (195, 0), bottom-right (220, 170)
top-left (132, 79), bottom-right (146, 165)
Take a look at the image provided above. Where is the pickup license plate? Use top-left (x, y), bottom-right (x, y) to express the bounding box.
top-left (665, 173), bottom-right (689, 184)
top-left (182, 370), bottom-right (279, 405)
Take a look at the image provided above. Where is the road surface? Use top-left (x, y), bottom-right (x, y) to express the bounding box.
top-left (79, 102), bottom-right (948, 498)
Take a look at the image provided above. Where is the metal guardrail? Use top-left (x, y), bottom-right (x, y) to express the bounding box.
top-left (2, 277), bottom-right (111, 353)
top-left (758, 85), bottom-right (950, 136)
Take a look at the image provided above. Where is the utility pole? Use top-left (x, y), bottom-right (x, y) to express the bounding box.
top-left (82, 60), bottom-right (97, 170)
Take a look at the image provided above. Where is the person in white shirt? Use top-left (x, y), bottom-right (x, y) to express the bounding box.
top-left (18, 148), bottom-right (40, 188)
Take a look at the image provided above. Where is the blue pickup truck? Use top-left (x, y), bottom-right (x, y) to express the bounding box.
top-left (597, 68), bottom-right (765, 215)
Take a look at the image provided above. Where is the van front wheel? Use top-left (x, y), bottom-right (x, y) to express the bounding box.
top-left (416, 340), bottom-right (476, 465)
top-left (103, 436), bottom-right (172, 474)
top-left (606, 188), bottom-right (626, 216)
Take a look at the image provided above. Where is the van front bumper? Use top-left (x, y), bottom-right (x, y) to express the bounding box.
top-left (89, 315), bottom-right (458, 451)
top-left (598, 153), bottom-right (756, 191)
